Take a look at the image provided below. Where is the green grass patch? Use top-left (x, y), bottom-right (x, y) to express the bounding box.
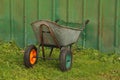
top-left (0, 41), bottom-right (120, 80)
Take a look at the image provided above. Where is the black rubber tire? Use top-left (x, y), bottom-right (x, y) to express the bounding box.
top-left (59, 47), bottom-right (72, 71)
top-left (24, 45), bottom-right (38, 68)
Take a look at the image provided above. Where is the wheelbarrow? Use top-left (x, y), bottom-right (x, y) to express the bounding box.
top-left (24, 19), bottom-right (89, 71)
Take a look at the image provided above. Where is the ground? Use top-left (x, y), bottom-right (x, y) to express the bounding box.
top-left (0, 41), bottom-right (120, 80)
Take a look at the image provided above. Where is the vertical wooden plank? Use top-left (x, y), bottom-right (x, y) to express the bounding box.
top-left (84, 0), bottom-right (99, 49)
top-left (38, 0), bottom-right (53, 20)
top-left (0, 0), bottom-right (10, 41)
top-left (68, 0), bottom-right (83, 47)
top-left (82, 0), bottom-right (86, 48)
top-left (25, 0), bottom-right (38, 46)
top-left (117, 0), bottom-right (120, 53)
top-left (68, 0), bottom-right (83, 24)
top-left (98, 0), bottom-right (104, 52)
top-left (52, 0), bottom-right (56, 21)
top-left (98, 0), bottom-right (103, 51)
top-left (101, 0), bottom-right (116, 52)
top-left (114, 0), bottom-right (119, 53)
top-left (11, 0), bottom-right (24, 47)
top-left (55, 0), bottom-right (67, 22)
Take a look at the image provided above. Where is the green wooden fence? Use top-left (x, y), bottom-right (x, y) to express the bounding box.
top-left (0, 0), bottom-right (120, 53)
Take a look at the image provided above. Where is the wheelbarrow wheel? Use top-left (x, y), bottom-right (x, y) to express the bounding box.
top-left (24, 45), bottom-right (38, 68)
top-left (59, 47), bottom-right (72, 71)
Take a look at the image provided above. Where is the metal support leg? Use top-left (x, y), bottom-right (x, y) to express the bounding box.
top-left (40, 26), bottom-right (45, 60)
top-left (42, 44), bottom-right (45, 60)
top-left (37, 44), bottom-right (41, 58)
top-left (49, 47), bottom-right (54, 58)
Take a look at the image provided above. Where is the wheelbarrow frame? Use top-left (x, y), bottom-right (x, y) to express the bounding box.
top-left (36, 23), bottom-right (74, 60)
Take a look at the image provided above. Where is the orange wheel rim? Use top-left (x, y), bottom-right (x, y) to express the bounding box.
top-left (30, 49), bottom-right (37, 64)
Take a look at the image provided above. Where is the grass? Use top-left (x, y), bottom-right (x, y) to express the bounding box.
top-left (0, 41), bottom-right (120, 80)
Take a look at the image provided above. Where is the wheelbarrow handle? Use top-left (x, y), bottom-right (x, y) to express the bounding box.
top-left (55, 19), bottom-right (60, 23)
top-left (85, 19), bottom-right (90, 25)
top-left (81, 19), bottom-right (90, 30)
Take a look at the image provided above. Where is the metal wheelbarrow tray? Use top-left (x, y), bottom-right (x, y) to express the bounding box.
top-left (23, 20), bottom-right (89, 72)
top-left (32, 20), bottom-right (82, 47)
